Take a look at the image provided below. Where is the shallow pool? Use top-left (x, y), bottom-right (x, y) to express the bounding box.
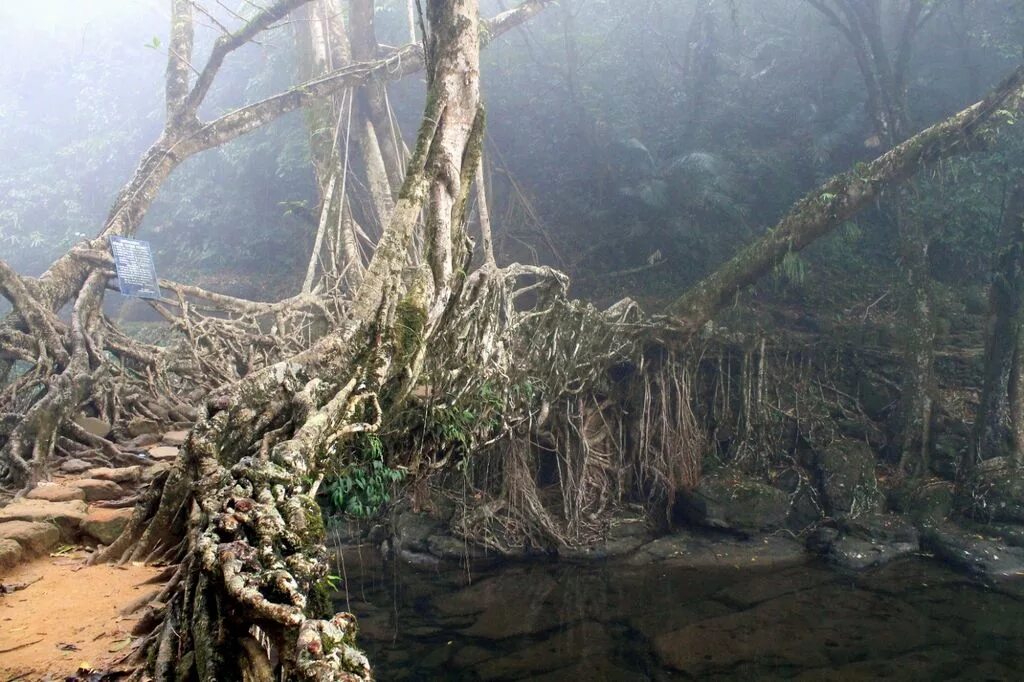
top-left (334, 548), bottom-right (1024, 680)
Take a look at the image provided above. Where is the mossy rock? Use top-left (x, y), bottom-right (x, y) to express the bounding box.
top-left (959, 458), bottom-right (1024, 523)
top-left (814, 440), bottom-right (882, 517)
top-left (930, 434), bottom-right (963, 480)
top-left (889, 478), bottom-right (954, 524)
top-left (675, 472), bottom-right (791, 534)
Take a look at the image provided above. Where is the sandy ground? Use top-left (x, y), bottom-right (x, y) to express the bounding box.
top-left (0, 552), bottom-right (163, 681)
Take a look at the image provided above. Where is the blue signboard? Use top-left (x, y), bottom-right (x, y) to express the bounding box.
top-left (109, 236), bottom-right (163, 300)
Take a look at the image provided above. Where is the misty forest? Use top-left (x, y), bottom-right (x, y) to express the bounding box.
top-left (4, 0), bottom-right (1024, 679)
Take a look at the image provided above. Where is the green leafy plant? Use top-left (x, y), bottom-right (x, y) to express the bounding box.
top-left (325, 434), bottom-right (405, 518)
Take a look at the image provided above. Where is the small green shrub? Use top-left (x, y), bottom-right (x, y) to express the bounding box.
top-left (325, 434), bottom-right (405, 518)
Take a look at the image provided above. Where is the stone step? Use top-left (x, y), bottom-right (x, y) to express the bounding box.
top-left (59, 458), bottom-right (93, 475)
top-left (148, 446), bottom-right (179, 462)
top-left (81, 507), bottom-right (134, 545)
top-left (162, 430), bottom-right (189, 447)
top-left (86, 466), bottom-right (143, 484)
top-left (75, 478), bottom-right (125, 502)
top-left (0, 499), bottom-right (87, 540)
top-left (142, 462), bottom-right (172, 482)
top-left (26, 483), bottom-right (86, 503)
top-left (0, 520), bottom-right (61, 555)
top-left (75, 415), bottom-right (112, 439)
top-left (127, 417), bottom-right (161, 437)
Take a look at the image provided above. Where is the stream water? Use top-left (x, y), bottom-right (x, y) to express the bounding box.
top-left (333, 548), bottom-right (1024, 680)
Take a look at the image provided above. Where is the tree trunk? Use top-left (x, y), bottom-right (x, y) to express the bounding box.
top-left (896, 196), bottom-right (935, 477)
top-left (970, 178), bottom-right (1024, 471)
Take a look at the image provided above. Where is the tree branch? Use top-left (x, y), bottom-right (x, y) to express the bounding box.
top-left (190, 0), bottom-right (554, 153)
top-left (184, 0), bottom-right (313, 115)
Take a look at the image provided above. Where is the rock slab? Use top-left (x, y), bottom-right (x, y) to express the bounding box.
top-left (27, 484), bottom-right (86, 503)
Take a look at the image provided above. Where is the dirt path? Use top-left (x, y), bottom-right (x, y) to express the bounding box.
top-left (0, 552), bottom-right (163, 681)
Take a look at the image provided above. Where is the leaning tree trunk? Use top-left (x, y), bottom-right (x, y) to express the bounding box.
top-left (970, 178), bottom-right (1024, 471)
top-left (667, 65), bottom-right (1024, 333)
top-left (99, 2), bottom-right (483, 679)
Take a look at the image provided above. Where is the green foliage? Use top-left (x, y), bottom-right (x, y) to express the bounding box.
top-left (773, 251), bottom-right (807, 287)
top-left (325, 434), bottom-right (405, 518)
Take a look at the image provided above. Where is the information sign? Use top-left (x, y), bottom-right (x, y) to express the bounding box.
top-left (109, 236), bottom-right (163, 300)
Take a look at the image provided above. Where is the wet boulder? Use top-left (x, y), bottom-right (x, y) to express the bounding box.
top-left (813, 439), bottom-right (882, 517)
top-left (921, 521), bottom-right (1024, 581)
top-left (675, 472), bottom-right (791, 534)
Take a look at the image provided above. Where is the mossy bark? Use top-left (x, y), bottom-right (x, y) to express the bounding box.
top-left (896, 198), bottom-right (935, 477)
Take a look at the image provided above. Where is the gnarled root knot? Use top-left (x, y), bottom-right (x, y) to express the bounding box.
top-left (296, 613), bottom-right (372, 681)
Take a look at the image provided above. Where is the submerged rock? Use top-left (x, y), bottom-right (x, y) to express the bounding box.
top-left (628, 531), bottom-right (806, 570)
top-left (473, 621), bottom-right (611, 678)
top-left (653, 583), bottom-right (953, 676)
top-left (674, 472), bottom-right (790, 534)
